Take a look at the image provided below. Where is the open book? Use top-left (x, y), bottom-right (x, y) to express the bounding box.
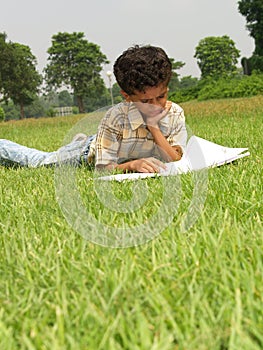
top-left (99, 136), bottom-right (250, 181)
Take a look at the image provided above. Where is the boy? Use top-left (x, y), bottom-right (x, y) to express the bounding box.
top-left (0, 45), bottom-right (187, 173)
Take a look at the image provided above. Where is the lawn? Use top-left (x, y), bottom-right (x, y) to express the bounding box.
top-left (0, 96), bottom-right (262, 350)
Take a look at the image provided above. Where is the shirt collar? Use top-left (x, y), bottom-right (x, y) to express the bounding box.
top-left (127, 103), bottom-right (146, 130)
top-left (127, 102), bottom-right (171, 131)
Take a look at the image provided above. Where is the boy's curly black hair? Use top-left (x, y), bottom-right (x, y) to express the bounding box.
top-left (113, 45), bottom-right (172, 95)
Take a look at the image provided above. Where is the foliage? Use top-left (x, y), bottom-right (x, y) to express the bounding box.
top-left (72, 106), bottom-right (79, 114)
top-left (43, 90), bottom-right (59, 107)
top-left (1, 88), bottom-right (112, 120)
top-left (0, 106), bottom-right (5, 121)
top-left (248, 54), bottom-right (263, 72)
top-left (0, 33), bottom-right (5, 87)
top-left (179, 75), bottom-right (199, 89)
top-left (238, 0), bottom-right (263, 56)
top-left (197, 73), bottom-right (263, 101)
top-left (58, 90), bottom-right (73, 107)
top-left (82, 85), bottom-right (111, 112)
top-left (0, 96), bottom-right (262, 349)
top-left (238, 1), bottom-right (263, 74)
top-left (1, 94), bottom-right (53, 120)
top-left (168, 58), bottom-right (185, 91)
top-left (170, 73), bottom-right (263, 103)
top-left (1, 101), bottom-right (20, 120)
top-left (194, 35), bottom-right (240, 79)
top-left (45, 108), bottom-right (56, 117)
top-left (23, 98), bottom-right (46, 118)
top-left (242, 54), bottom-right (263, 74)
top-left (169, 76), bottom-right (199, 102)
top-left (110, 82), bottom-right (124, 104)
top-left (45, 32), bottom-right (109, 113)
top-left (0, 33), bottom-right (42, 119)
top-left (169, 85), bottom-right (200, 103)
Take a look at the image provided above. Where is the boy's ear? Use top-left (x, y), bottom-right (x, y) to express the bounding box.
top-left (120, 90), bottom-right (131, 101)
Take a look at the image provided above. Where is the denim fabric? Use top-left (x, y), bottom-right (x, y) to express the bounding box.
top-left (0, 135), bottom-right (96, 167)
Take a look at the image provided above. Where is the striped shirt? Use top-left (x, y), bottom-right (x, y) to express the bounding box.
top-left (92, 101), bottom-right (187, 168)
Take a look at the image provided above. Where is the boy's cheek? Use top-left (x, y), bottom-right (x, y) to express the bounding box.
top-left (135, 103), bottom-right (165, 117)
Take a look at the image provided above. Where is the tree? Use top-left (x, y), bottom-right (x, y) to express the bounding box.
top-left (45, 32), bottom-right (109, 113)
top-left (111, 82), bottom-right (123, 104)
top-left (179, 76), bottom-right (199, 89)
top-left (238, 0), bottom-right (263, 74)
top-left (82, 84), bottom-right (110, 112)
top-left (194, 36), bottom-right (240, 79)
top-left (58, 90), bottom-right (73, 107)
top-left (238, 0), bottom-right (263, 56)
top-left (1, 100), bottom-right (20, 120)
top-left (0, 106), bottom-right (5, 121)
top-left (0, 33), bottom-right (42, 119)
top-left (24, 97), bottom-right (46, 119)
top-left (0, 33), bottom-right (7, 88)
top-left (168, 58), bottom-right (185, 92)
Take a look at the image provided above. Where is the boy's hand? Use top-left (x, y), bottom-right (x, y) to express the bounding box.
top-left (135, 101), bottom-right (172, 128)
top-left (172, 145), bottom-right (183, 158)
top-left (145, 109), bottom-right (168, 128)
top-left (130, 157), bottom-right (166, 173)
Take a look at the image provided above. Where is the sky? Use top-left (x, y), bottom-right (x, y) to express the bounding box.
top-left (0, 0), bottom-right (255, 85)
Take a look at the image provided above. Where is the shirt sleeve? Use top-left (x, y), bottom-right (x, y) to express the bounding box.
top-left (95, 107), bottom-right (123, 168)
top-left (167, 104), bottom-right (187, 150)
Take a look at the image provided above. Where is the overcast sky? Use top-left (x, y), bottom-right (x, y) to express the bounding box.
top-left (0, 0), bottom-right (254, 84)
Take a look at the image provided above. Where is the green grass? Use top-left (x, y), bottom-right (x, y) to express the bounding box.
top-left (0, 96), bottom-right (262, 349)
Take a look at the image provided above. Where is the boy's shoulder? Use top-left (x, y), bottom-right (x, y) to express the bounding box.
top-left (110, 101), bottom-right (131, 114)
top-left (102, 101), bottom-right (137, 121)
top-left (169, 101), bottom-right (184, 113)
top-left (98, 102), bottom-right (132, 130)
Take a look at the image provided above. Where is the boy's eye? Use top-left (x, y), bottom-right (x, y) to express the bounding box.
top-left (140, 95), bottom-right (165, 103)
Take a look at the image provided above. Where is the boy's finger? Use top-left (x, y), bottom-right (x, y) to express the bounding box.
top-left (148, 157), bottom-right (167, 169)
top-left (145, 158), bottom-right (166, 172)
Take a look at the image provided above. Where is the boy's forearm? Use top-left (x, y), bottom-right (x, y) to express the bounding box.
top-left (100, 157), bottom-right (166, 173)
top-left (104, 161), bottom-right (134, 172)
top-left (147, 125), bottom-right (182, 161)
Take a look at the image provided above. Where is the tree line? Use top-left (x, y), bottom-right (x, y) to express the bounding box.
top-left (0, 0), bottom-right (262, 121)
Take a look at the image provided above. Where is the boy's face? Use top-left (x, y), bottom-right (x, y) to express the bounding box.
top-left (121, 84), bottom-right (169, 118)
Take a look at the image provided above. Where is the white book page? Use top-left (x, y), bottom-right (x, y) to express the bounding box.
top-left (99, 136), bottom-right (250, 181)
top-left (161, 136), bottom-right (250, 175)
